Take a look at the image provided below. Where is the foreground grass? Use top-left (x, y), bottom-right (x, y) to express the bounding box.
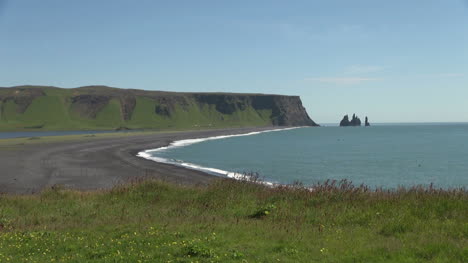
top-left (0, 179), bottom-right (466, 262)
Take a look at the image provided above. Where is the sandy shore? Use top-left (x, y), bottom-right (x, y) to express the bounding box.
top-left (0, 127), bottom-right (281, 194)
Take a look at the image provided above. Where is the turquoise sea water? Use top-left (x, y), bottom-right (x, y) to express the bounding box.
top-left (143, 124), bottom-right (468, 189)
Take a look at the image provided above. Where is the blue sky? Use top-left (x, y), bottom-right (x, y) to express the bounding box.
top-left (1, 0), bottom-right (468, 123)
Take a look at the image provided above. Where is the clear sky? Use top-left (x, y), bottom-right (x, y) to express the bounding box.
top-left (1, 0), bottom-right (468, 123)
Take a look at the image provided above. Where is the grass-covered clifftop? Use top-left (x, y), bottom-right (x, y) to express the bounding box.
top-left (0, 85), bottom-right (317, 131)
top-left (0, 179), bottom-right (466, 262)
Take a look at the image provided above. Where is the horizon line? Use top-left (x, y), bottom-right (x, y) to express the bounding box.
top-left (318, 121), bottom-right (468, 125)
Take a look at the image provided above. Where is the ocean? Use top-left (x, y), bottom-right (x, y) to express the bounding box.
top-left (138, 124), bottom-right (468, 189)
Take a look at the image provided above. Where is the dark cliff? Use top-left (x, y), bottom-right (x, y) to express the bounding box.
top-left (192, 93), bottom-right (317, 126)
top-left (0, 85), bottom-right (318, 131)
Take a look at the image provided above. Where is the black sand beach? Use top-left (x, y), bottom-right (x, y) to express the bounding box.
top-left (0, 127), bottom-right (280, 194)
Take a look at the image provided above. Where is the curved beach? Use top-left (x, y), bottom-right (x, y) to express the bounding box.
top-left (0, 127), bottom-right (282, 194)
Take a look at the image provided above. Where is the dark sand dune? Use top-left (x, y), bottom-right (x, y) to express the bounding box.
top-left (0, 127), bottom-right (279, 194)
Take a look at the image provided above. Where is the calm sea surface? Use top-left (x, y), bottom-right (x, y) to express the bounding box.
top-left (148, 124), bottom-right (468, 189)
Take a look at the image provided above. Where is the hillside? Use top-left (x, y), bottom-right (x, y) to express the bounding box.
top-left (0, 85), bottom-right (318, 131)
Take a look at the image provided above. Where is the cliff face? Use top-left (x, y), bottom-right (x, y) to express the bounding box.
top-left (194, 94), bottom-right (317, 126)
top-left (0, 85), bottom-right (318, 131)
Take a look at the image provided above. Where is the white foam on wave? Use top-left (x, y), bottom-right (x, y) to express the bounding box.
top-left (136, 127), bottom-right (304, 184)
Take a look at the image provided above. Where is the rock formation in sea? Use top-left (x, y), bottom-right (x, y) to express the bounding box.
top-left (365, 116), bottom-right (370, 126)
top-left (340, 115), bottom-right (350, 126)
top-left (339, 114), bottom-right (362, 126)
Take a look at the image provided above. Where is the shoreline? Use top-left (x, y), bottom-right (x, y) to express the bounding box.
top-left (136, 127), bottom-right (303, 184)
top-left (0, 126), bottom-right (290, 194)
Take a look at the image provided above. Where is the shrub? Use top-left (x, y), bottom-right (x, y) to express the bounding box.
top-left (185, 243), bottom-right (216, 258)
top-left (250, 204), bottom-right (276, 219)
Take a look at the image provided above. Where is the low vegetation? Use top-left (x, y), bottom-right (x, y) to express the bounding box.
top-left (0, 86), bottom-right (299, 131)
top-left (0, 179), bottom-right (466, 262)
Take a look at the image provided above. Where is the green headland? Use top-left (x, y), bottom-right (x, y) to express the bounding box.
top-left (0, 85), bottom-right (317, 131)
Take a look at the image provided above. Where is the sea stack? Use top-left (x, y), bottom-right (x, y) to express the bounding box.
top-left (340, 114), bottom-right (362, 127)
top-left (339, 115), bottom-right (350, 126)
top-left (365, 117), bottom-right (370, 126)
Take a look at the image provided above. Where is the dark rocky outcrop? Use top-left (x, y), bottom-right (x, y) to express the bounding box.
top-left (71, 95), bottom-right (111, 118)
top-left (351, 114), bottom-right (362, 126)
top-left (193, 94), bottom-right (319, 126)
top-left (340, 114), bottom-right (362, 127)
top-left (365, 116), bottom-right (370, 126)
top-left (153, 96), bottom-right (191, 117)
top-left (340, 115), bottom-right (350, 126)
top-left (154, 104), bottom-right (171, 117)
top-left (265, 96), bottom-right (317, 126)
top-left (194, 94), bottom-right (246, 115)
top-left (0, 87), bottom-right (45, 113)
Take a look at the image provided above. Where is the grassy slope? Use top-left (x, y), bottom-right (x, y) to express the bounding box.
top-left (127, 97), bottom-right (272, 130)
top-left (0, 179), bottom-right (466, 262)
top-left (0, 87), bottom-right (273, 131)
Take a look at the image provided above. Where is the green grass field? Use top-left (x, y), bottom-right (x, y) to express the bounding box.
top-left (0, 179), bottom-right (466, 262)
top-left (0, 86), bottom-right (275, 131)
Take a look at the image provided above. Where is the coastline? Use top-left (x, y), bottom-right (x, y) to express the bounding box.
top-left (136, 127), bottom-right (303, 184)
top-left (0, 126), bottom-right (289, 194)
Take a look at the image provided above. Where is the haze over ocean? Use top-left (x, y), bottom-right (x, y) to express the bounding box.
top-left (146, 124), bottom-right (468, 189)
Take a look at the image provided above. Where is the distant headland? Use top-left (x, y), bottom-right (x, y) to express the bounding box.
top-left (0, 85), bottom-right (318, 131)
